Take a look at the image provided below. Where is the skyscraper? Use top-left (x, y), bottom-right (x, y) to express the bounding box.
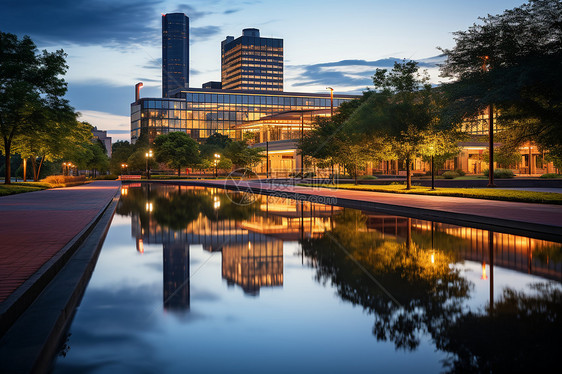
top-left (162, 13), bottom-right (189, 98)
top-left (221, 28), bottom-right (283, 92)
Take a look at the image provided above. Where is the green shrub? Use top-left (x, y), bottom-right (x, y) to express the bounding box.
top-left (540, 173), bottom-right (562, 179)
top-left (454, 168), bottom-right (466, 176)
top-left (484, 168), bottom-right (515, 178)
top-left (42, 175), bottom-right (86, 185)
top-left (360, 175), bottom-right (378, 180)
top-left (442, 171), bottom-right (460, 179)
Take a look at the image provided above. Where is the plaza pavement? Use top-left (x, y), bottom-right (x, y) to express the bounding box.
top-left (0, 181), bottom-right (120, 333)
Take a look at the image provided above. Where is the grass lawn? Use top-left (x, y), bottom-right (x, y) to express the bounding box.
top-left (299, 183), bottom-right (562, 204)
top-left (0, 182), bottom-right (52, 197)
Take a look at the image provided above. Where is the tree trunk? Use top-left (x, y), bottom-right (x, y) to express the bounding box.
top-left (406, 155), bottom-right (412, 190)
top-left (354, 164), bottom-right (358, 185)
top-left (177, 167), bottom-right (181, 177)
top-left (31, 156), bottom-right (38, 181)
top-left (23, 158), bottom-right (27, 182)
top-left (36, 156), bottom-right (45, 182)
top-left (3, 137), bottom-right (11, 184)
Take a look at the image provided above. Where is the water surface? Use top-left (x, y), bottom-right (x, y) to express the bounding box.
top-left (52, 184), bottom-right (562, 373)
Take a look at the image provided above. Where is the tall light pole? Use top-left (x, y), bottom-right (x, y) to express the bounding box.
top-left (121, 163), bottom-right (128, 175)
top-left (145, 149), bottom-right (153, 179)
top-left (214, 153), bottom-right (220, 178)
top-left (326, 87), bottom-right (334, 116)
top-left (482, 56), bottom-right (495, 187)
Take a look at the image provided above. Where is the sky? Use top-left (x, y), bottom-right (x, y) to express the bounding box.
top-left (0, 0), bottom-right (527, 142)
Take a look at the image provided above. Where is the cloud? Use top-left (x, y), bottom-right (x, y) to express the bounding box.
top-left (191, 25), bottom-right (222, 40)
top-left (172, 4), bottom-right (212, 20)
top-left (287, 56), bottom-right (446, 92)
top-left (0, 0), bottom-right (163, 48)
top-left (223, 9), bottom-right (241, 15)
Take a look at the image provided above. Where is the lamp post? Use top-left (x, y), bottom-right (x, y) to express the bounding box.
top-left (145, 149), bottom-right (153, 179)
top-left (481, 55), bottom-right (496, 187)
top-left (121, 163), bottom-right (128, 175)
top-left (326, 87), bottom-right (334, 116)
top-left (429, 145), bottom-right (436, 191)
top-left (214, 153), bottom-right (220, 178)
top-left (62, 162), bottom-right (67, 176)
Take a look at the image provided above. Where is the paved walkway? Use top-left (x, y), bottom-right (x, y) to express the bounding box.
top-left (0, 181), bottom-right (120, 303)
top-left (191, 180), bottom-right (562, 238)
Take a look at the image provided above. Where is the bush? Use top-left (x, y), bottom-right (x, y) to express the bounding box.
top-left (41, 175), bottom-right (86, 185)
top-left (442, 171), bottom-right (460, 179)
top-left (540, 173), bottom-right (562, 179)
top-left (454, 168), bottom-right (466, 176)
top-left (483, 168), bottom-right (515, 179)
top-left (95, 174), bottom-right (118, 180)
top-left (360, 175), bottom-right (378, 180)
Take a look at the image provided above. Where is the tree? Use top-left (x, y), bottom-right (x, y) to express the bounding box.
top-left (349, 61), bottom-right (436, 189)
top-left (0, 32), bottom-right (71, 184)
top-left (224, 139), bottom-right (264, 175)
top-left (439, 0), bottom-right (562, 156)
top-left (110, 140), bottom-right (134, 174)
top-left (153, 131), bottom-right (200, 176)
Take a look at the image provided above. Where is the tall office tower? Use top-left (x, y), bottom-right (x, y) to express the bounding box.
top-left (162, 13), bottom-right (189, 98)
top-left (221, 28), bottom-right (283, 91)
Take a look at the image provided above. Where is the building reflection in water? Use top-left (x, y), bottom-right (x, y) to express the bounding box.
top-left (119, 184), bottom-right (562, 314)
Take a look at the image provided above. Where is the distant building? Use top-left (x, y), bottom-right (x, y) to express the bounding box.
top-left (221, 28), bottom-right (283, 92)
top-left (202, 81), bottom-right (222, 89)
top-left (162, 13), bottom-right (189, 98)
top-left (92, 127), bottom-right (112, 157)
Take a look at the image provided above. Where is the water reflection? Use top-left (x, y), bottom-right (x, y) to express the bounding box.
top-left (116, 184), bottom-right (562, 371)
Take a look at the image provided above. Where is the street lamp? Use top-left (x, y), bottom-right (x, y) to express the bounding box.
top-left (145, 149), bottom-right (153, 179)
top-left (481, 55), bottom-right (495, 187)
top-left (121, 163), bottom-right (128, 175)
top-left (62, 162), bottom-right (67, 176)
top-left (326, 87), bottom-right (334, 116)
top-left (214, 153), bottom-right (220, 178)
top-left (429, 145), bottom-right (436, 191)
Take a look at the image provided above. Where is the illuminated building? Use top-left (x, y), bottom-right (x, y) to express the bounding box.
top-left (221, 28), bottom-right (283, 92)
top-left (162, 13), bottom-right (189, 98)
top-left (130, 88), bottom-right (357, 143)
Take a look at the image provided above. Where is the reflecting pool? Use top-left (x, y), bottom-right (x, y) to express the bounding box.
top-left (52, 184), bottom-right (562, 373)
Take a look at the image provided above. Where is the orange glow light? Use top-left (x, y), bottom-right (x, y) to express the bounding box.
top-left (481, 262), bottom-right (487, 280)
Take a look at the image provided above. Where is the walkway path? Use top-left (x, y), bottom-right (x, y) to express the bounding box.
top-left (0, 181), bottom-right (120, 303)
top-left (183, 180), bottom-right (562, 240)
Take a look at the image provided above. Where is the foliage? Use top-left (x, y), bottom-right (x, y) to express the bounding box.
top-left (348, 61), bottom-right (438, 189)
top-left (439, 0), bottom-right (562, 157)
top-left (0, 32), bottom-right (74, 183)
top-left (540, 173), bottom-right (561, 179)
top-left (483, 168), bottom-right (515, 178)
top-left (0, 182), bottom-right (50, 196)
top-left (41, 175), bottom-right (86, 185)
top-left (95, 174), bottom-right (118, 180)
top-left (482, 145), bottom-right (521, 169)
top-left (442, 171), bottom-right (459, 179)
top-left (110, 140), bottom-right (134, 174)
top-left (153, 131), bottom-right (200, 176)
top-left (454, 169), bottom-right (466, 176)
top-left (224, 139), bottom-right (264, 170)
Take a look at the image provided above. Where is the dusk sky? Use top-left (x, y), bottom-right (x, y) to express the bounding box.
top-left (1, 0), bottom-right (525, 142)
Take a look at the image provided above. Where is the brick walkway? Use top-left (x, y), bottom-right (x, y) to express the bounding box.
top-left (196, 180), bottom-right (562, 235)
top-left (0, 181), bottom-right (119, 303)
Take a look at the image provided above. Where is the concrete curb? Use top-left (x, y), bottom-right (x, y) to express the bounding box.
top-left (137, 180), bottom-right (562, 242)
top-left (0, 193), bottom-right (119, 374)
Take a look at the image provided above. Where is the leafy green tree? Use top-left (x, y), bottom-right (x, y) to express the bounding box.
top-left (110, 140), bottom-right (134, 174)
top-left (0, 32), bottom-right (72, 184)
top-left (439, 0), bottom-right (562, 156)
top-left (224, 139), bottom-right (264, 174)
top-left (153, 131), bottom-right (200, 176)
top-left (349, 61), bottom-right (436, 188)
top-left (482, 144), bottom-right (522, 169)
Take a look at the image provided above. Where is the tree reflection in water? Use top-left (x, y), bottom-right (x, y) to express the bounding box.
top-left (302, 209), bottom-right (562, 372)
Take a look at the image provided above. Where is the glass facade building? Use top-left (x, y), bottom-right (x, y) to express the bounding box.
top-left (162, 13), bottom-right (189, 98)
top-left (221, 28), bottom-right (283, 92)
top-left (130, 88), bottom-right (357, 143)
